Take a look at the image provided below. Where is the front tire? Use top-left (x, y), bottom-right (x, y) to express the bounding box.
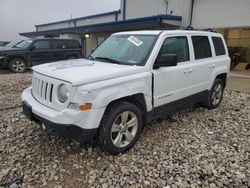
top-left (8, 58), bottom-right (26, 73)
top-left (204, 79), bottom-right (225, 109)
top-left (99, 101), bottom-right (143, 155)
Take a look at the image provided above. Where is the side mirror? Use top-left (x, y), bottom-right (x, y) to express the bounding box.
top-left (154, 54), bottom-right (178, 69)
top-left (30, 45), bottom-right (36, 51)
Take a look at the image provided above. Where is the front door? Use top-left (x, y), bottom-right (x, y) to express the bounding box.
top-left (29, 40), bottom-right (52, 66)
top-left (153, 35), bottom-right (195, 114)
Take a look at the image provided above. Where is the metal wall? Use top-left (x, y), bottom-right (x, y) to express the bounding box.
top-left (192, 0), bottom-right (250, 28)
top-left (124, 0), bottom-right (192, 26)
top-left (125, 0), bottom-right (167, 20)
top-left (37, 14), bottom-right (116, 32)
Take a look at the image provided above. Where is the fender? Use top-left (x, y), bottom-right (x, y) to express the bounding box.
top-left (70, 72), bottom-right (153, 111)
top-left (209, 64), bottom-right (229, 89)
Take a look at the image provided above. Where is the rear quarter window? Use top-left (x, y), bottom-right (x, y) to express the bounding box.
top-left (212, 37), bottom-right (226, 56)
top-left (66, 40), bottom-right (78, 49)
top-left (192, 36), bottom-right (212, 60)
top-left (53, 40), bottom-right (66, 49)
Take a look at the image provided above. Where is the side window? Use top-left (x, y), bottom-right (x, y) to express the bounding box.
top-left (53, 40), bottom-right (66, 49)
top-left (192, 36), bottom-right (212, 59)
top-left (212, 37), bottom-right (226, 56)
top-left (159, 36), bottom-right (189, 62)
top-left (67, 40), bottom-right (78, 49)
top-left (33, 40), bottom-right (50, 50)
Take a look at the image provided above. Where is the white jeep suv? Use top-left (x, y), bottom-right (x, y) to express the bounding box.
top-left (22, 30), bottom-right (230, 155)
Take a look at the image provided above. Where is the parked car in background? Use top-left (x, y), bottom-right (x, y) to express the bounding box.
top-left (0, 38), bottom-right (84, 73)
top-left (0, 41), bottom-right (10, 47)
top-left (0, 40), bottom-right (24, 49)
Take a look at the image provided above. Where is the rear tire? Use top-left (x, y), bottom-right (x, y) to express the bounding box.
top-left (8, 58), bottom-right (26, 73)
top-left (99, 101), bottom-right (143, 155)
top-left (203, 79), bottom-right (225, 109)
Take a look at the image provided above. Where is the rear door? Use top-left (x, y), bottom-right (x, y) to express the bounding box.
top-left (29, 40), bottom-right (52, 66)
top-left (65, 40), bottom-right (81, 59)
top-left (189, 35), bottom-right (214, 92)
top-left (51, 40), bottom-right (67, 62)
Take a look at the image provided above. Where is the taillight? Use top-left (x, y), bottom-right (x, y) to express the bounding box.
top-left (80, 48), bottom-right (85, 57)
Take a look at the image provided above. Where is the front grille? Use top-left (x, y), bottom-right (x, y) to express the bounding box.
top-left (32, 77), bottom-right (54, 103)
top-left (31, 72), bottom-right (71, 111)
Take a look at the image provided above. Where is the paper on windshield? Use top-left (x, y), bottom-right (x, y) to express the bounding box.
top-left (127, 36), bottom-right (143, 47)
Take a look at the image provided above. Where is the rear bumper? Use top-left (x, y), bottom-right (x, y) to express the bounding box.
top-left (22, 100), bottom-right (97, 143)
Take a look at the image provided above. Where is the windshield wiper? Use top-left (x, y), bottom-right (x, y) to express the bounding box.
top-left (94, 57), bottom-right (121, 64)
top-left (88, 55), bottom-right (94, 60)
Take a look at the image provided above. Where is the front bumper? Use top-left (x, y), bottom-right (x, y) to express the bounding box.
top-left (22, 101), bottom-right (96, 143)
top-left (0, 59), bottom-right (7, 68)
top-left (21, 87), bottom-right (105, 143)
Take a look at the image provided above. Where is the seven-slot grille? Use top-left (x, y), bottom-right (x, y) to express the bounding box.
top-left (32, 75), bottom-right (54, 103)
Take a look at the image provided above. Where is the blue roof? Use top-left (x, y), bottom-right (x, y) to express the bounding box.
top-left (20, 14), bottom-right (182, 37)
top-left (35, 10), bottom-right (121, 28)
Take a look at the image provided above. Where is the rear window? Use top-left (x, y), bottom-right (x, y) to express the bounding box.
top-left (53, 40), bottom-right (79, 49)
top-left (66, 40), bottom-right (78, 49)
top-left (53, 40), bottom-right (66, 49)
top-left (192, 36), bottom-right (212, 60)
top-left (212, 37), bottom-right (226, 56)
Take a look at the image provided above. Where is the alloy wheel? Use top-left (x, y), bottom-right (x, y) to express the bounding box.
top-left (12, 60), bottom-right (25, 72)
top-left (211, 83), bottom-right (223, 106)
top-left (110, 111), bottom-right (138, 148)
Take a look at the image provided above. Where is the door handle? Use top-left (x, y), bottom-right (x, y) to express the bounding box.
top-left (209, 63), bottom-right (216, 68)
top-left (184, 68), bottom-right (193, 73)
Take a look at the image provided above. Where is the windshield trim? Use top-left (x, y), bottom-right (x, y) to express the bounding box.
top-left (15, 40), bottom-right (33, 49)
top-left (88, 34), bottom-right (160, 66)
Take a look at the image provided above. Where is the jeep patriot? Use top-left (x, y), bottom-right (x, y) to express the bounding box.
top-left (22, 30), bottom-right (230, 155)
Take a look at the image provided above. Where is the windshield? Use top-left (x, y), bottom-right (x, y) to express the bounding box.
top-left (89, 34), bottom-right (157, 65)
top-left (15, 40), bottom-right (32, 49)
top-left (5, 40), bottom-right (19, 47)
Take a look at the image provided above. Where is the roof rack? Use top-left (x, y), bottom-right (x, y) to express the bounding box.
top-left (181, 26), bottom-right (216, 32)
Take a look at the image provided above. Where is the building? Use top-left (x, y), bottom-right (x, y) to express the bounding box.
top-left (20, 0), bottom-right (250, 63)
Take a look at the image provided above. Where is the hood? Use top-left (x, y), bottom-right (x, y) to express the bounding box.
top-left (33, 59), bottom-right (145, 85)
top-left (0, 47), bottom-right (25, 53)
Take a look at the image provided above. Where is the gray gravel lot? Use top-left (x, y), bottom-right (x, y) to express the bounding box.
top-left (0, 72), bottom-right (249, 188)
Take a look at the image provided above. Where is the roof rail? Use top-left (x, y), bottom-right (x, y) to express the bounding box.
top-left (181, 26), bottom-right (216, 32)
top-left (183, 26), bottom-right (194, 30)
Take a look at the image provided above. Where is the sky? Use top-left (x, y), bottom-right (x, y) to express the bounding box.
top-left (0, 0), bottom-right (120, 41)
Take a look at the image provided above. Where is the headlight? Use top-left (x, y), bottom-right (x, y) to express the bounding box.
top-left (0, 55), bottom-right (6, 60)
top-left (57, 84), bottom-right (70, 103)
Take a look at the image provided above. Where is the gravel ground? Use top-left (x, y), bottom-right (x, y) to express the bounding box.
top-left (0, 72), bottom-right (249, 188)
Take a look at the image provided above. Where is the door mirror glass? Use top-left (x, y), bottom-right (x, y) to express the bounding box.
top-left (154, 54), bottom-right (178, 69)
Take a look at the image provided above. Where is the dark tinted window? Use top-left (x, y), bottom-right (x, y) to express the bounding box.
top-left (212, 37), bottom-right (226, 56)
top-left (53, 40), bottom-right (66, 49)
top-left (33, 40), bottom-right (50, 49)
top-left (67, 40), bottom-right (78, 49)
top-left (192, 36), bottom-right (212, 59)
top-left (159, 36), bottom-right (189, 62)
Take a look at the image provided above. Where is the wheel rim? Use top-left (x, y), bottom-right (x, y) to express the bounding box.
top-left (12, 60), bottom-right (25, 72)
top-left (110, 111), bottom-right (138, 148)
top-left (211, 83), bottom-right (223, 106)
